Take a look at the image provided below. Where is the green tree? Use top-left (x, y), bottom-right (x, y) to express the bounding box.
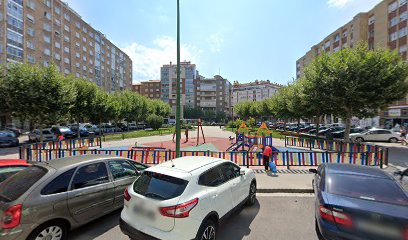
top-left (148, 99), bottom-right (171, 118)
top-left (305, 44), bottom-right (408, 139)
top-left (88, 90), bottom-right (111, 135)
top-left (234, 101), bottom-right (252, 120)
top-left (147, 114), bottom-right (164, 130)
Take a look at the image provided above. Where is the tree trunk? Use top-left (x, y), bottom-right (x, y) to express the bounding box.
top-left (99, 120), bottom-right (102, 136)
top-left (343, 114), bottom-right (352, 142)
top-left (316, 116), bottom-right (320, 138)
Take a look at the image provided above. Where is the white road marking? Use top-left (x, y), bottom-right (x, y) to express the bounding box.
top-left (257, 193), bottom-right (315, 197)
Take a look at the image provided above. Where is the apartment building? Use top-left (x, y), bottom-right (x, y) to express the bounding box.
top-left (232, 80), bottom-right (281, 106)
top-left (132, 80), bottom-right (161, 99)
top-left (296, 0), bottom-right (408, 128)
top-left (160, 61), bottom-right (198, 118)
top-left (195, 75), bottom-right (232, 115)
top-left (0, 0), bottom-right (132, 92)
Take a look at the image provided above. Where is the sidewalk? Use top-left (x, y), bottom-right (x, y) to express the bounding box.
top-left (255, 170), bottom-right (314, 193)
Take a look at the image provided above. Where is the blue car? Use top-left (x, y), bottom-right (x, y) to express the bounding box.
top-left (310, 164), bottom-right (408, 240)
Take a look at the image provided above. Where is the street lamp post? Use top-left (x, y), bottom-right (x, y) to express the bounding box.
top-left (175, 0), bottom-right (181, 157)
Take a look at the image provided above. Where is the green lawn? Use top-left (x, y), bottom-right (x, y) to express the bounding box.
top-left (224, 127), bottom-right (284, 139)
top-left (102, 128), bottom-right (174, 142)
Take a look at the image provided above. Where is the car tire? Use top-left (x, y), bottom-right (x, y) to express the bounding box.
top-left (315, 219), bottom-right (324, 240)
top-left (246, 181), bottom-right (257, 206)
top-left (355, 137), bottom-right (364, 143)
top-left (196, 219), bottom-right (216, 240)
top-left (27, 221), bottom-right (68, 240)
top-left (389, 137), bottom-right (398, 143)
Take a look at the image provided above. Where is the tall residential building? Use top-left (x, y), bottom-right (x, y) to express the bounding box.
top-left (131, 80), bottom-right (161, 99)
top-left (0, 0), bottom-right (132, 92)
top-left (160, 61), bottom-right (198, 118)
top-left (296, 0), bottom-right (408, 128)
top-left (232, 80), bottom-right (281, 106)
top-left (194, 75), bottom-right (232, 115)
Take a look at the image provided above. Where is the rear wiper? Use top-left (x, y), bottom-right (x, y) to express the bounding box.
top-left (145, 192), bottom-right (166, 200)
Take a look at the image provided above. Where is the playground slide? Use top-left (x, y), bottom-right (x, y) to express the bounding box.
top-left (226, 141), bottom-right (251, 151)
top-left (226, 141), bottom-right (241, 151)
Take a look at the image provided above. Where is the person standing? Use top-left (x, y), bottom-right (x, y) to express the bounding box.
top-left (401, 125), bottom-right (407, 139)
top-left (262, 145), bottom-right (272, 171)
top-left (185, 128), bottom-right (189, 143)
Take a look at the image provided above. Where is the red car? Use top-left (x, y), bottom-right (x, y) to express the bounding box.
top-left (0, 159), bottom-right (30, 183)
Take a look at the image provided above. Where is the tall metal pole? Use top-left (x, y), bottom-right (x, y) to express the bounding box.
top-left (175, 0), bottom-right (181, 157)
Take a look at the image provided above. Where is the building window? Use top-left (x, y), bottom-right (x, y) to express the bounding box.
top-left (76, 62), bottom-right (80, 68)
top-left (64, 68), bottom-right (70, 74)
top-left (83, 46), bottom-right (87, 52)
top-left (76, 42), bottom-right (80, 48)
top-left (27, 27), bottom-right (35, 36)
top-left (83, 66), bottom-right (87, 70)
top-left (64, 47), bottom-right (69, 53)
top-left (76, 52), bottom-right (80, 58)
top-left (390, 31), bottom-right (398, 41)
top-left (389, 1), bottom-right (398, 13)
top-left (64, 57), bottom-right (69, 64)
top-left (43, 0), bottom-right (51, 7)
top-left (64, 13), bottom-right (70, 21)
top-left (27, 54), bottom-right (35, 63)
top-left (44, 61), bottom-right (49, 67)
top-left (390, 17), bottom-right (398, 27)
top-left (83, 27), bottom-right (87, 33)
top-left (83, 56), bottom-right (87, 61)
top-left (26, 14), bottom-right (35, 23)
top-left (44, 48), bottom-right (51, 56)
top-left (368, 16), bottom-right (375, 25)
top-left (400, 45), bottom-right (407, 53)
top-left (89, 42), bottom-right (93, 47)
top-left (55, 42), bottom-right (60, 48)
top-left (44, 35), bottom-right (51, 43)
top-left (27, 0), bottom-right (36, 10)
top-left (27, 41), bottom-right (34, 49)
top-left (400, 0), bottom-right (407, 6)
top-left (399, 27), bottom-right (407, 38)
top-left (54, 53), bottom-right (60, 60)
top-left (55, 6), bottom-right (61, 15)
top-left (83, 37), bottom-right (87, 43)
top-left (43, 23), bottom-right (51, 32)
top-left (55, 19), bottom-right (61, 26)
top-left (90, 50), bottom-right (93, 56)
top-left (64, 36), bottom-right (70, 42)
top-left (90, 60), bottom-right (93, 65)
top-left (64, 25), bottom-right (70, 32)
top-left (6, 46), bottom-right (23, 60)
top-left (342, 30), bottom-right (348, 38)
top-left (401, 11), bottom-right (408, 22)
top-left (44, 12), bottom-right (51, 20)
top-left (75, 32), bottom-right (80, 38)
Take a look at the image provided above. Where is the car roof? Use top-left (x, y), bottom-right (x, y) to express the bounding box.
top-left (325, 163), bottom-right (391, 180)
top-left (151, 156), bottom-right (226, 173)
top-left (36, 155), bottom-right (128, 170)
top-left (0, 159), bottom-right (30, 166)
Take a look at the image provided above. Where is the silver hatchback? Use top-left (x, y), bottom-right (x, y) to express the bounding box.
top-left (0, 155), bottom-right (148, 240)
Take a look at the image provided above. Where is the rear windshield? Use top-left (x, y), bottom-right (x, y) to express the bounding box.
top-left (0, 166), bottom-right (47, 202)
top-left (133, 171), bottom-right (188, 200)
top-left (328, 174), bottom-right (408, 206)
top-left (0, 166), bottom-right (28, 183)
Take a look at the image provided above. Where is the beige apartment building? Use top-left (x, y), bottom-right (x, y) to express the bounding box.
top-left (194, 75), bottom-right (232, 115)
top-left (0, 0), bottom-right (132, 92)
top-left (296, 0), bottom-right (408, 128)
top-left (232, 80), bottom-right (281, 106)
top-left (132, 80), bottom-right (161, 99)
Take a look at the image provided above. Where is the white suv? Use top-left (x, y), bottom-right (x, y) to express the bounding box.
top-left (120, 156), bottom-right (257, 240)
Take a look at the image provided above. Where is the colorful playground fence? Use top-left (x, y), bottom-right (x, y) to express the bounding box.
top-left (19, 137), bottom-right (102, 160)
top-left (23, 148), bottom-right (385, 168)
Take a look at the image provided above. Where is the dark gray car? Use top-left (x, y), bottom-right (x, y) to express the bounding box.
top-left (0, 131), bottom-right (19, 147)
top-left (0, 155), bottom-right (148, 240)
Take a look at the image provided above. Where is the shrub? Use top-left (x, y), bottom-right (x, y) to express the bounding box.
top-left (146, 114), bottom-right (164, 130)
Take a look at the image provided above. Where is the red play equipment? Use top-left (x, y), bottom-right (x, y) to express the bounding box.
top-left (172, 119), bottom-right (206, 146)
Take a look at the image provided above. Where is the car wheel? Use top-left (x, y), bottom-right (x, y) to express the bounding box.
top-left (196, 219), bottom-right (216, 240)
top-left (355, 137), bottom-right (364, 143)
top-left (389, 137), bottom-right (398, 143)
top-left (27, 221), bottom-right (67, 240)
top-left (246, 181), bottom-right (257, 206)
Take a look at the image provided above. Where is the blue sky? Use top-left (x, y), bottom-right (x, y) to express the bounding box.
top-left (64, 0), bottom-right (381, 84)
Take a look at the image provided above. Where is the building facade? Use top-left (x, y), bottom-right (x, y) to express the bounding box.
top-left (232, 80), bottom-right (281, 106)
top-left (132, 80), bottom-right (161, 99)
top-left (0, 0), bottom-right (132, 92)
top-left (194, 75), bottom-right (232, 115)
top-left (296, 0), bottom-right (408, 128)
top-left (160, 61), bottom-right (198, 118)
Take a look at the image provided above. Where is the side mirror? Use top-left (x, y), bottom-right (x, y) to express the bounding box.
top-left (240, 169), bottom-right (246, 176)
top-left (309, 169), bottom-right (318, 174)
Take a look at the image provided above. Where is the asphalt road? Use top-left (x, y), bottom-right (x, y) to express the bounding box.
top-left (68, 195), bottom-right (318, 240)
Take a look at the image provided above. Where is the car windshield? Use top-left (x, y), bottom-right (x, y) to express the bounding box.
top-left (133, 171), bottom-right (188, 200)
top-left (42, 130), bottom-right (52, 134)
top-left (59, 127), bottom-right (71, 132)
top-left (327, 174), bottom-right (408, 206)
top-left (0, 166), bottom-right (47, 202)
top-left (0, 166), bottom-right (28, 183)
top-left (0, 131), bottom-right (15, 138)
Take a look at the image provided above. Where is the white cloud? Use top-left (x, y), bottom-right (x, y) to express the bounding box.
top-left (121, 36), bottom-right (202, 83)
top-left (208, 34), bottom-right (225, 53)
top-left (327, 0), bottom-right (353, 8)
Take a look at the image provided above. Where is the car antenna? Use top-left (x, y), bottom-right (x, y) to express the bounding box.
top-left (170, 158), bottom-right (175, 167)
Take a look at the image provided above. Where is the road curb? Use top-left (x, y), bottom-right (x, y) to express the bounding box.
top-left (257, 188), bottom-right (314, 194)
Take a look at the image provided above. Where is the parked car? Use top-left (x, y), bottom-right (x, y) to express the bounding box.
top-left (127, 123), bottom-right (138, 131)
top-left (310, 163), bottom-right (408, 240)
top-left (117, 123), bottom-right (128, 131)
top-left (3, 125), bottom-right (23, 137)
top-left (332, 128), bottom-right (365, 139)
top-left (99, 123), bottom-right (115, 133)
top-left (349, 128), bottom-right (402, 143)
top-left (0, 131), bottom-right (19, 147)
top-left (309, 126), bottom-right (328, 135)
top-left (318, 127), bottom-right (345, 137)
top-left (0, 155), bottom-right (149, 240)
top-left (120, 156), bottom-right (257, 240)
top-left (0, 160), bottom-right (30, 183)
top-left (51, 126), bottom-right (76, 139)
top-left (80, 124), bottom-right (101, 135)
top-left (28, 129), bottom-right (56, 142)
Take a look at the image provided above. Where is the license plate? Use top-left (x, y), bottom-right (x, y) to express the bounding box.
top-left (356, 220), bottom-right (401, 238)
top-left (133, 202), bottom-right (156, 221)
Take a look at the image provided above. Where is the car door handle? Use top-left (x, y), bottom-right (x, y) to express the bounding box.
top-left (211, 194), bottom-right (218, 199)
top-left (232, 183), bottom-right (238, 187)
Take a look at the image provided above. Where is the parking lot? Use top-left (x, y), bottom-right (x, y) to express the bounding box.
top-left (69, 195), bottom-right (318, 240)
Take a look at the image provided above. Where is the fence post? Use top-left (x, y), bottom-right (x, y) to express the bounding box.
top-left (168, 149), bottom-right (171, 161)
top-left (99, 137), bottom-right (102, 148)
top-left (246, 150), bottom-right (249, 168)
top-left (286, 150), bottom-right (290, 170)
top-left (374, 146), bottom-right (379, 167)
top-left (384, 148), bottom-right (389, 166)
top-left (284, 136), bottom-right (287, 147)
top-left (380, 149), bottom-right (383, 169)
top-left (309, 135), bottom-right (312, 151)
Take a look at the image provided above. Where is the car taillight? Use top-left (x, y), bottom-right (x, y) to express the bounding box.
top-left (319, 206), bottom-right (352, 228)
top-left (159, 198), bottom-right (199, 218)
top-left (403, 226), bottom-right (408, 240)
top-left (124, 188), bottom-right (131, 202)
top-left (1, 204), bottom-right (22, 229)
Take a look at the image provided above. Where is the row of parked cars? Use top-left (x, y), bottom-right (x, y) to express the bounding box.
top-left (275, 123), bottom-right (403, 143)
top-left (0, 156), bottom-right (407, 240)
